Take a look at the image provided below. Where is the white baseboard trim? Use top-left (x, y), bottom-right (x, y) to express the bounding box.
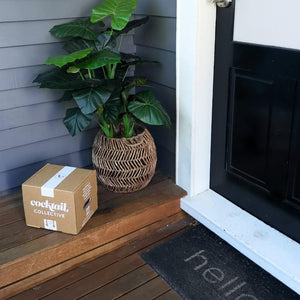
top-left (180, 189), bottom-right (300, 295)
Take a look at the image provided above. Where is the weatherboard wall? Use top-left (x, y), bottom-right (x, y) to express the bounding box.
top-left (135, 0), bottom-right (177, 178)
top-left (0, 0), bottom-right (135, 193)
top-left (0, 0), bottom-right (177, 193)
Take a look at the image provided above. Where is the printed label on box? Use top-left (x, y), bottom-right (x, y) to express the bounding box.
top-left (30, 200), bottom-right (68, 219)
top-left (86, 205), bottom-right (90, 216)
top-left (44, 219), bottom-right (57, 231)
top-left (82, 182), bottom-right (92, 200)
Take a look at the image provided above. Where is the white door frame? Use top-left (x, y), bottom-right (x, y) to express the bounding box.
top-left (176, 0), bottom-right (300, 293)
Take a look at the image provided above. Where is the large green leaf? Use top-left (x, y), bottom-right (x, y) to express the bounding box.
top-left (96, 33), bottom-right (117, 50)
top-left (46, 48), bottom-right (93, 68)
top-left (113, 64), bottom-right (130, 80)
top-left (73, 87), bottom-right (111, 114)
top-left (63, 108), bottom-right (94, 136)
top-left (114, 16), bottom-right (149, 36)
top-left (132, 78), bottom-right (149, 87)
top-left (122, 78), bottom-right (149, 102)
top-left (63, 38), bottom-right (99, 53)
top-left (33, 68), bottom-right (87, 90)
top-left (128, 90), bottom-right (171, 127)
top-left (123, 77), bottom-right (150, 89)
top-left (83, 78), bottom-right (122, 89)
top-left (50, 19), bottom-right (101, 40)
top-left (83, 78), bottom-right (108, 87)
top-left (120, 53), bottom-right (140, 61)
top-left (103, 93), bottom-right (122, 125)
top-left (67, 66), bottom-right (81, 74)
top-left (120, 53), bottom-right (158, 66)
top-left (57, 91), bottom-right (74, 102)
top-left (90, 0), bottom-right (137, 30)
top-left (76, 49), bottom-right (120, 70)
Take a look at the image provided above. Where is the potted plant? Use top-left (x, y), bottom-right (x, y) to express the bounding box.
top-left (34, 0), bottom-right (171, 192)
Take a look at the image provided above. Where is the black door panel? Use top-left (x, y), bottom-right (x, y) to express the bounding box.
top-left (227, 69), bottom-right (274, 187)
top-left (211, 1), bottom-right (300, 242)
top-left (287, 82), bottom-right (300, 209)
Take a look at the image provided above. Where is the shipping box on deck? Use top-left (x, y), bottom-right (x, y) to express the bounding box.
top-left (22, 164), bottom-right (98, 235)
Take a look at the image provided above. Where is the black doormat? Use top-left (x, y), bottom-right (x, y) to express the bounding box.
top-left (142, 224), bottom-right (299, 300)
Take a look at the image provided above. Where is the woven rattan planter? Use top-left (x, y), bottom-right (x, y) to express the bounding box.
top-left (92, 125), bottom-right (157, 193)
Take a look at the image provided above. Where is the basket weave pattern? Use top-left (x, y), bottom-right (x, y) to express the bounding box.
top-left (92, 126), bottom-right (157, 193)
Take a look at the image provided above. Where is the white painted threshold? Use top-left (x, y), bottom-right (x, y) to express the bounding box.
top-left (180, 190), bottom-right (300, 295)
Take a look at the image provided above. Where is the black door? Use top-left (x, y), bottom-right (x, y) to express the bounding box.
top-left (210, 1), bottom-right (300, 242)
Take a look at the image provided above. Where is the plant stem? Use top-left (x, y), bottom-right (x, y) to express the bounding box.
top-left (121, 91), bottom-right (127, 112)
top-left (102, 67), bottom-right (108, 79)
top-left (111, 63), bottom-right (117, 79)
top-left (78, 71), bottom-right (85, 81)
top-left (118, 35), bottom-right (123, 52)
top-left (107, 64), bottom-right (113, 79)
top-left (122, 66), bottom-right (129, 81)
top-left (88, 69), bottom-right (92, 79)
top-left (92, 69), bottom-right (95, 78)
top-left (96, 117), bottom-right (113, 138)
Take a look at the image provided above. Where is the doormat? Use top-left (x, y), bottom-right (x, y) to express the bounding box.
top-left (142, 224), bottom-right (299, 300)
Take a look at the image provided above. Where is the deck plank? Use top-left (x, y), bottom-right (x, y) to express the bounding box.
top-left (117, 277), bottom-right (171, 300)
top-left (31, 213), bottom-right (188, 298)
top-left (9, 215), bottom-right (191, 300)
top-left (0, 173), bottom-right (187, 298)
top-left (156, 290), bottom-right (182, 300)
top-left (43, 254), bottom-right (146, 300)
top-left (0, 205), bottom-right (24, 227)
top-left (2, 213), bottom-right (188, 299)
top-left (0, 223), bottom-right (51, 252)
top-left (80, 265), bottom-right (158, 300)
top-left (0, 195), bottom-right (181, 286)
top-left (0, 201), bottom-right (23, 215)
top-left (0, 192), bottom-right (22, 208)
top-left (0, 177), bottom-right (185, 288)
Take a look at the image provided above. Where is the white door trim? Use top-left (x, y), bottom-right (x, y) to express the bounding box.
top-left (176, 0), bottom-right (216, 196)
top-left (176, 0), bottom-right (300, 294)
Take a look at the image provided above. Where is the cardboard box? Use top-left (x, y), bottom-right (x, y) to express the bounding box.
top-left (22, 164), bottom-right (98, 235)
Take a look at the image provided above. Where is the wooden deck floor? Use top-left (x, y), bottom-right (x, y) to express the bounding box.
top-left (0, 173), bottom-right (188, 299)
top-left (10, 216), bottom-right (192, 300)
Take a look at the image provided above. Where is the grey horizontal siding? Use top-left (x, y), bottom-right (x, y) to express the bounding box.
top-left (0, 1), bottom-right (136, 192)
top-left (135, 16), bottom-right (176, 52)
top-left (0, 149), bottom-right (93, 192)
top-left (0, 0), bottom-right (176, 21)
top-left (0, 101), bottom-right (66, 130)
top-left (135, 46), bottom-right (176, 89)
top-left (149, 125), bottom-right (176, 154)
top-left (0, 43), bottom-right (65, 70)
top-left (0, 119), bottom-right (69, 151)
top-left (0, 0), bottom-right (100, 22)
top-left (0, 120), bottom-right (97, 152)
top-left (0, 20), bottom-right (134, 48)
top-left (136, 0), bottom-right (176, 18)
top-left (148, 83), bottom-right (176, 121)
top-left (0, 128), bottom-right (98, 172)
top-left (0, 65), bottom-right (47, 91)
top-left (0, 0), bottom-right (176, 191)
top-left (147, 86), bottom-right (176, 160)
top-left (0, 19), bottom-right (70, 48)
top-left (134, 2), bottom-right (176, 178)
top-left (0, 35), bottom-right (134, 70)
top-left (0, 88), bottom-right (62, 110)
top-left (142, 83), bottom-right (176, 156)
top-left (156, 145), bottom-right (176, 179)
